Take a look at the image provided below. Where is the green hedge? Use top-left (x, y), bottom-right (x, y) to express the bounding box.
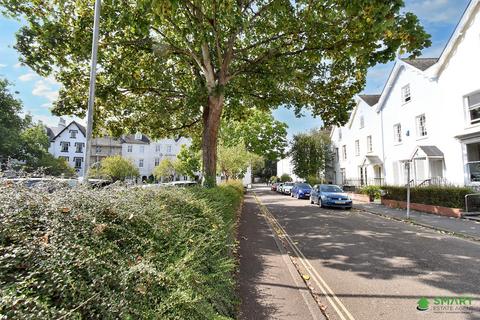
top-left (381, 185), bottom-right (473, 209)
top-left (0, 180), bottom-right (243, 319)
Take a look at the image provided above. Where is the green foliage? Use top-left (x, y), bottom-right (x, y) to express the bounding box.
top-left (31, 153), bottom-right (77, 177)
top-left (381, 185), bottom-right (473, 209)
top-left (153, 158), bottom-right (176, 181)
top-left (97, 155), bottom-right (140, 181)
top-left (220, 109), bottom-right (288, 161)
top-left (0, 79), bottom-right (28, 162)
top-left (305, 175), bottom-right (322, 186)
top-left (2, 0), bottom-right (431, 180)
top-left (217, 143), bottom-right (261, 180)
top-left (359, 185), bottom-right (382, 199)
top-left (0, 180), bottom-right (243, 319)
top-left (269, 176), bottom-right (279, 183)
top-left (280, 174), bottom-right (292, 182)
top-left (175, 145), bottom-right (200, 179)
top-left (290, 129), bottom-right (333, 179)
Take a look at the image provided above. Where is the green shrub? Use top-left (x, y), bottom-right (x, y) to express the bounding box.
top-left (0, 180), bottom-right (243, 319)
top-left (359, 185), bottom-right (382, 199)
top-left (305, 175), bottom-right (322, 186)
top-left (280, 173), bottom-right (292, 182)
top-left (381, 185), bottom-right (473, 209)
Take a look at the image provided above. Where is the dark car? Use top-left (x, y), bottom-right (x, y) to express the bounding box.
top-left (290, 183), bottom-right (312, 199)
top-left (310, 184), bottom-right (352, 209)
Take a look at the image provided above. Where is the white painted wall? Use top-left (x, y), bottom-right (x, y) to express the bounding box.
top-left (48, 122), bottom-right (86, 176)
top-left (331, 97), bottom-right (383, 186)
top-left (276, 157), bottom-right (301, 181)
top-left (330, 1), bottom-right (480, 187)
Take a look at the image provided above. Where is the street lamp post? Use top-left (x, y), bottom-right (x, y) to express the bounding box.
top-left (83, 0), bottom-right (101, 181)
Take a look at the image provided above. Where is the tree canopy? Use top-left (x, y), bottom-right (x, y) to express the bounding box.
top-left (153, 158), bottom-right (176, 182)
top-left (2, 0), bottom-right (430, 184)
top-left (94, 155), bottom-right (139, 181)
top-left (175, 145), bottom-right (201, 179)
top-left (0, 79), bottom-right (26, 162)
top-left (220, 109), bottom-right (287, 161)
top-left (290, 129), bottom-right (332, 180)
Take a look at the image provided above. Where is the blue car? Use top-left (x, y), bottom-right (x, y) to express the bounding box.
top-left (310, 184), bottom-right (352, 209)
top-left (290, 183), bottom-right (312, 199)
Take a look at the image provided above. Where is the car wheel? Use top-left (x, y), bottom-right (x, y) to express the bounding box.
top-left (318, 198), bottom-right (324, 208)
top-left (345, 207), bottom-right (352, 210)
top-left (310, 196), bottom-right (314, 204)
top-left (296, 193), bottom-right (300, 199)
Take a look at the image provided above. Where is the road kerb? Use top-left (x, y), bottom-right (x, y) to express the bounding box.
top-left (254, 192), bottom-right (356, 320)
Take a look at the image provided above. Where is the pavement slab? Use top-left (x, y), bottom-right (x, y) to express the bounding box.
top-left (237, 193), bottom-right (325, 320)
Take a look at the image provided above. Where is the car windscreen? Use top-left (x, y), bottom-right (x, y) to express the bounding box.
top-left (320, 185), bottom-right (343, 193)
top-left (284, 183), bottom-right (294, 186)
top-left (297, 183), bottom-right (311, 188)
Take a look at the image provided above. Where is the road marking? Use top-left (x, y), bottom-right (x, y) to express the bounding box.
top-left (254, 192), bottom-right (356, 320)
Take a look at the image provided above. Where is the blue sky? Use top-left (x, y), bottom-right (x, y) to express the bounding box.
top-left (0, 0), bottom-right (472, 133)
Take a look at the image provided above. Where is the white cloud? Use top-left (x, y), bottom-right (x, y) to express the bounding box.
top-left (405, 0), bottom-right (466, 24)
top-left (18, 72), bottom-right (38, 82)
top-left (32, 76), bottom-right (60, 105)
top-left (0, 64), bottom-right (6, 68)
top-left (14, 62), bottom-right (23, 68)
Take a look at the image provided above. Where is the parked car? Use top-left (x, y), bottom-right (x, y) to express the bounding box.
top-left (310, 184), bottom-right (352, 209)
top-left (281, 182), bottom-right (295, 195)
top-left (277, 183), bottom-right (284, 193)
top-left (291, 183), bottom-right (312, 199)
top-left (271, 182), bottom-right (279, 191)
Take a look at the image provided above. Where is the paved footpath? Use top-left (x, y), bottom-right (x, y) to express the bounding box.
top-left (237, 192), bottom-right (325, 320)
top-left (241, 187), bottom-right (480, 320)
top-left (354, 202), bottom-right (480, 241)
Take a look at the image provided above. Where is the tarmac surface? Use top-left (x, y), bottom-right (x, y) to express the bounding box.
top-left (237, 186), bottom-right (480, 320)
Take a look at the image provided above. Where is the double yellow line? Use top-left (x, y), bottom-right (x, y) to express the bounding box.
top-left (254, 193), bottom-right (356, 320)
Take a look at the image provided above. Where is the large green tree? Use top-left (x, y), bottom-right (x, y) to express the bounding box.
top-left (220, 109), bottom-right (288, 161)
top-left (2, 0), bottom-right (430, 185)
top-left (0, 79), bottom-right (26, 163)
top-left (290, 129), bottom-right (332, 180)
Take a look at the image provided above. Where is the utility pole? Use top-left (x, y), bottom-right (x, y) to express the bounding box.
top-left (83, 0), bottom-right (101, 181)
top-left (406, 161), bottom-right (411, 219)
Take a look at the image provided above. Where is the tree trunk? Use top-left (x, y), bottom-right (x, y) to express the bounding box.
top-left (202, 94), bottom-right (224, 187)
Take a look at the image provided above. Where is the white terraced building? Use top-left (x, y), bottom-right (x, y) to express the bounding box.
top-left (331, 0), bottom-right (480, 188)
top-left (47, 119), bottom-right (192, 179)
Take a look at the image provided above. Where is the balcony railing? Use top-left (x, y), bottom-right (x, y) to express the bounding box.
top-left (342, 178), bottom-right (385, 187)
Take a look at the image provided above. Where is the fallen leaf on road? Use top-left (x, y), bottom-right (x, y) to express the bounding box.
top-left (302, 274), bottom-right (310, 281)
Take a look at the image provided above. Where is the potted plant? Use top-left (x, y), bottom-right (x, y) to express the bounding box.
top-left (360, 185), bottom-right (382, 202)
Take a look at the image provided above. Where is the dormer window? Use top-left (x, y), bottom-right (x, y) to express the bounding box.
top-left (135, 132), bottom-right (142, 140)
top-left (402, 84), bottom-right (411, 104)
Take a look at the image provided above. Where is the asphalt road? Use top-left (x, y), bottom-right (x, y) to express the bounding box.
top-left (253, 187), bottom-right (480, 320)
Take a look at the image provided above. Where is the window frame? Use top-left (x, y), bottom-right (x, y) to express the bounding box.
top-left (416, 114), bottom-right (427, 137)
top-left (342, 145), bottom-right (347, 160)
top-left (73, 157), bottom-right (83, 169)
top-left (366, 135), bottom-right (373, 153)
top-left (359, 115), bottom-right (364, 129)
top-left (139, 159), bottom-right (144, 168)
top-left (127, 145), bottom-right (132, 152)
top-left (401, 84), bottom-right (411, 104)
top-left (394, 123), bottom-right (402, 144)
top-left (355, 140), bottom-right (360, 156)
top-left (69, 130), bottom-right (78, 139)
top-left (75, 142), bottom-right (84, 153)
top-left (60, 141), bottom-right (70, 152)
top-left (466, 91), bottom-right (480, 125)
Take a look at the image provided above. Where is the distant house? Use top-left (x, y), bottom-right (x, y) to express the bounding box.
top-left (46, 118), bottom-right (86, 175)
top-left (46, 119), bottom-right (193, 180)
